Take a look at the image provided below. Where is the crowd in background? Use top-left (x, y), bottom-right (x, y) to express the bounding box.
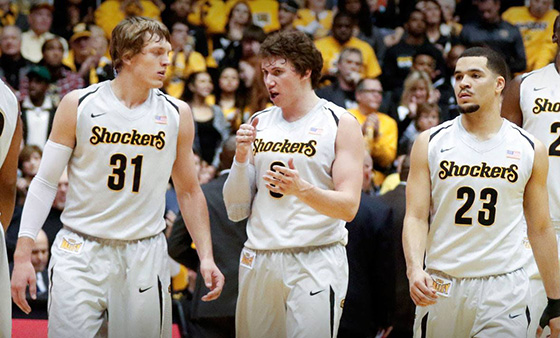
top-left (2, 0), bottom-right (560, 336)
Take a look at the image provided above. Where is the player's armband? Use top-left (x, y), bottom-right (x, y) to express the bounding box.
top-left (223, 158), bottom-right (256, 222)
top-left (18, 141), bottom-right (72, 240)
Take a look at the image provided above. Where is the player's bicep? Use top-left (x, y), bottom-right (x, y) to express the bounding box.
top-left (171, 102), bottom-right (199, 194)
top-left (524, 140), bottom-right (550, 231)
top-left (501, 76), bottom-right (523, 127)
top-left (332, 113), bottom-right (364, 194)
top-left (405, 131), bottom-right (431, 221)
top-left (48, 91), bottom-right (80, 148)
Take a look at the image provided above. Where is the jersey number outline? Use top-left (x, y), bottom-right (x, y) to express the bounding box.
top-left (108, 154), bottom-right (144, 192)
top-left (549, 122), bottom-right (560, 156)
top-left (455, 186), bottom-right (498, 226)
top-left (269, 160), bottom-right (286, 199)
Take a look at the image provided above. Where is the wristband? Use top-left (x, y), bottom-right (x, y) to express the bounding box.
top-left (539, 297), bottom-right (560, 328)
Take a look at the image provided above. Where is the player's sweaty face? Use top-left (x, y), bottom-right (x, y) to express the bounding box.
top-left (453, 56), bottom-right (498, 114)
top-left (133, 36), bottom-right (171, 87)
top-left (261, 57), bottom-right (304, 106)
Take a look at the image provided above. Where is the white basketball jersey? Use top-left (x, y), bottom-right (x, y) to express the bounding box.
top-left (62, 81), bottom-right (180, 240)
top-left (520, 63), bottom-right (560, 225)
top-left (426, 116), bottom-right (534, 277)
top-left (246, 99), bottom-right (347, 250)
top-left (0, 79), bottom-right (18, 169)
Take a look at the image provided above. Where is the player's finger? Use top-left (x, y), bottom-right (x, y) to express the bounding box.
top-left (288, 158), bottom-right (295, 170)
top-left (29, 277), bottom-right (37, 300)
top-left (536, 326), bottom-right (542, 338)
top-left (13, 285), bottom-right (31, 314)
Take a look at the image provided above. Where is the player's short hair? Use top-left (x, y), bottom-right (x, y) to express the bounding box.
top-left (458, 47), bottom-right (510, 81)
top-left (259, 30), bottom-right (323, 88)
top-left (110, 17), bottom-right (170, 74)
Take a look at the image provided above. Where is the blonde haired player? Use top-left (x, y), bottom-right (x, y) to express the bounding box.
top-left (404, 47), bottom-right (560, 337)
top-left (0, 78), bottom-right (22, 337)
top-left (11, 17), bottom-right (224, 337)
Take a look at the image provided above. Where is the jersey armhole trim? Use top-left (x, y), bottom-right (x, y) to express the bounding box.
top-left (78, 87), bottom-right (101, 106)
top-left (249, 107), bottom-right (272, 122)
top-left (511, 125), bottom-right (535, 149)
top-left (325, 107), bottom-right (339, 126)
top-left (155, 92), bottom-right (179, 115)
top-left (429, 123), bottom-right (452, 142)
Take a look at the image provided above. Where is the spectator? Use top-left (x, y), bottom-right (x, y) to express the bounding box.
top-left (273, 0), bottom-right (299, 34)
top-left (438, 43), bottom-right (466, 121)
top-left (10, 230), bottom-right (49, 319)
top-left (229, 0), bottom-right (280, 34)
top-left (338, 150), bottom-right (395, 338)
top-left (16, 145), bottom-right (42, 206)
top-left (210, 1), bottom-right (252, 69)
top-left (20, 66), bottom-right (55, 148)
top-left (94, 0), bottom-right (162, 38)
top-left (21, 3), bottom-right (68, 63)
top-left (398, 102), bottom-right (440, 156)
top-left (63, 23), bottom-right (113, 86)
top-left (19, 38), bottom-right (85, 105)
top-left (215, 66), bottom-right (248, 132)
top-left (377, 155), bottom-right (415, 338)
top-left (417, 0), bottom-right (456, 53)
top-left (294, 0), bottom-right (333, 39)
top-left (162, 0), bottom-right (210, 58)
top-left (316, 47), bottom-right (363, 109)
top-left (52, 0), bottom-right (95, 41)
top-left (315, 12), bottom-right (382, 79)
top-left (164, 18), bottom-right (207, 98)
top-left (349, 78), bottom-right (398, 172)
top-left (182, 71), bottom-right (230, 168)
top-left (502, 0), bottom-right (559, 72)
top-left (382, 9), bottom-right (446, 92)
top-left (0, 0), bottom-right (26, 28)
top-left (169, 136), bottom-right (247, 338)
top-left (0, 25), bottom-right (32, 91)
top-left (184, 0), bottom-right (227, 35)
top-left (239, 57), bottom-right (270, 115)
top-left (459, 0), bottom-right (526, 74)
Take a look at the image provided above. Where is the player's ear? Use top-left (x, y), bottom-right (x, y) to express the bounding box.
top-left (301, 69), bottom-right (312, 81)
top-left (495, 75), bottom-right (505, 94)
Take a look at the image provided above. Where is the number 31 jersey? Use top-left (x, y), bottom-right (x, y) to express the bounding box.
top-left (426, 116), bottom-right (534, 278)
top-left (61, 81), bottom-right (180, 240)
top-left (520, 63), bottom-right (560, 225)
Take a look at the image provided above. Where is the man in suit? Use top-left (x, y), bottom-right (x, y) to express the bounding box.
top-left (338, 152), bottom-right (395, 338)
top-left (378, 155), bottom-right (415, 337)
top-left (168, 136), bottom-right (247, 338)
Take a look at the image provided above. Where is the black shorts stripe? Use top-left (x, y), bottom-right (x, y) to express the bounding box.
top-left (429, 123), bottom-right (452, 141)
top-left (78, 87), bottom-right (101, 106)
top-left (158, 275), bottom-right (163, 334)
top-left (421, 312), bottom-right (429, 338)
top-left (526, 306), bottom-right (531, 328)
top-left (511, 125), bottom-right (535, 149)
top-left (330, 285), bottom-right (335, 338)
top-left (48, 265), bottom-right (55, 313)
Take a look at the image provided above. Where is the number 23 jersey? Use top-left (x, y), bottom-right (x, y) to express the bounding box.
top-left (61, 81), bottom-right (180, 240)
top-left (247, 99), bottom-right (347, 250)
top-left (426, 116), bottom-right (535, 278)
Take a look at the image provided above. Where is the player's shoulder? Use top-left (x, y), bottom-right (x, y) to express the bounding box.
top-left (521, 63), bottom-right (554, 83)
top-left (76, 81), bottom-right (107, 107)
top-left (428, 118), bottom-right (455, 143)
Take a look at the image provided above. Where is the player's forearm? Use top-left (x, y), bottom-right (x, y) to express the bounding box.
top-left (177, 189), bottom-right (214, 261)
top-left (403, 216), bottom-right (429, 278)
top-left (223, 159), bottom-right (256, 221)
top-left (296, 185), bottom-right (360, 222)
top-left (13, 237), bottom-right (35, 263)
top-left (529, 225), bottom-right (560, 299)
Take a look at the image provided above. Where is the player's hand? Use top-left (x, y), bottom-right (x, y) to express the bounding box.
top-left (199, 258), bottom-right (225, 302)
top-left (11, 259), bottom-right (37, 314)
top-left (235, 118), bottom-right (259, 163)
top-left (408, 268), bottom-right (437, 307)
top-left (264, 158), bottom-right (312, 197)
top-left (538, 298), bottom-right (560, 338)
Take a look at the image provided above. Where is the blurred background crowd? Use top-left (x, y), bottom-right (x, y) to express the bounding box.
top-left (3, 0), bottom-right (559, 337)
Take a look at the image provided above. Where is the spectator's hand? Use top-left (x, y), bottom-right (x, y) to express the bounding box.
top-left (408, 268), bottom-right (437, 307)
top-left (199, 258), bottom-right (224, 301)
top-left (264, 158), bottom-right (312, 197)
top-left (363, 113), bottom-right (380, 139)
top-left (407, 96), bottom-right (418, 119)
top-left (16, 177), bottom-right (29, 195)
top-left (429, 89), bottom-right (441, 104)
top-left (11, 258), bottom-right (37, 314)
top-left (235, 118), bottom-right (258, 163)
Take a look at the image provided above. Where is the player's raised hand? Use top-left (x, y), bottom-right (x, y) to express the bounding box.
top-left (538, 298), bottom-right (560, 338)
top-left (199, 258), bottom-right (225, 302)
top-left (408, 268), bottom-right (438, 307)
top-left (235, 117), bottom-right (259, 163)
top-left (11, 258), bottom-right (37, 314)
top-left (264, 158), bottom-right (312, 197)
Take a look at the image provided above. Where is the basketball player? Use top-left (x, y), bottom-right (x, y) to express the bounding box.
top-left (403, 46), bottom-right (560, 337)
top-left (223, 31), bottom-right (363, 337)
top-left (0, 79), bottom-right (22, 337)
top-left (11, 17), bottom-right (224, 337)
top-left (501, 14), bottom-right (560, 337)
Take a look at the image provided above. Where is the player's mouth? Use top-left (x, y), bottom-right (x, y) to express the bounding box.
top-left (157, 70), bottom-right (166, 78)
top-left (458, 91), bottom-right (472, 99)
top-left (270, 92), bottom-right (279, 100)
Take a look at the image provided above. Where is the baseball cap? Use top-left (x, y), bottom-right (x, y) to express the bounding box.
top-left (279, 0), bottom-right (299, 13)
top-left (30, 2), bottom-right (54, 12)
top-left (69, 23), bottom-right (92, 43)
top-left (27, 65), bottom-right (51, 82)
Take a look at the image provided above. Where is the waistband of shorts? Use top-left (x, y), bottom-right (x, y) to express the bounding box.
top-left (246, 241), bottom-right (343, 254)
top-left (426, 267), bottom-right (524, 280)
top-left (63, 226), bottom-right (161, 246)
